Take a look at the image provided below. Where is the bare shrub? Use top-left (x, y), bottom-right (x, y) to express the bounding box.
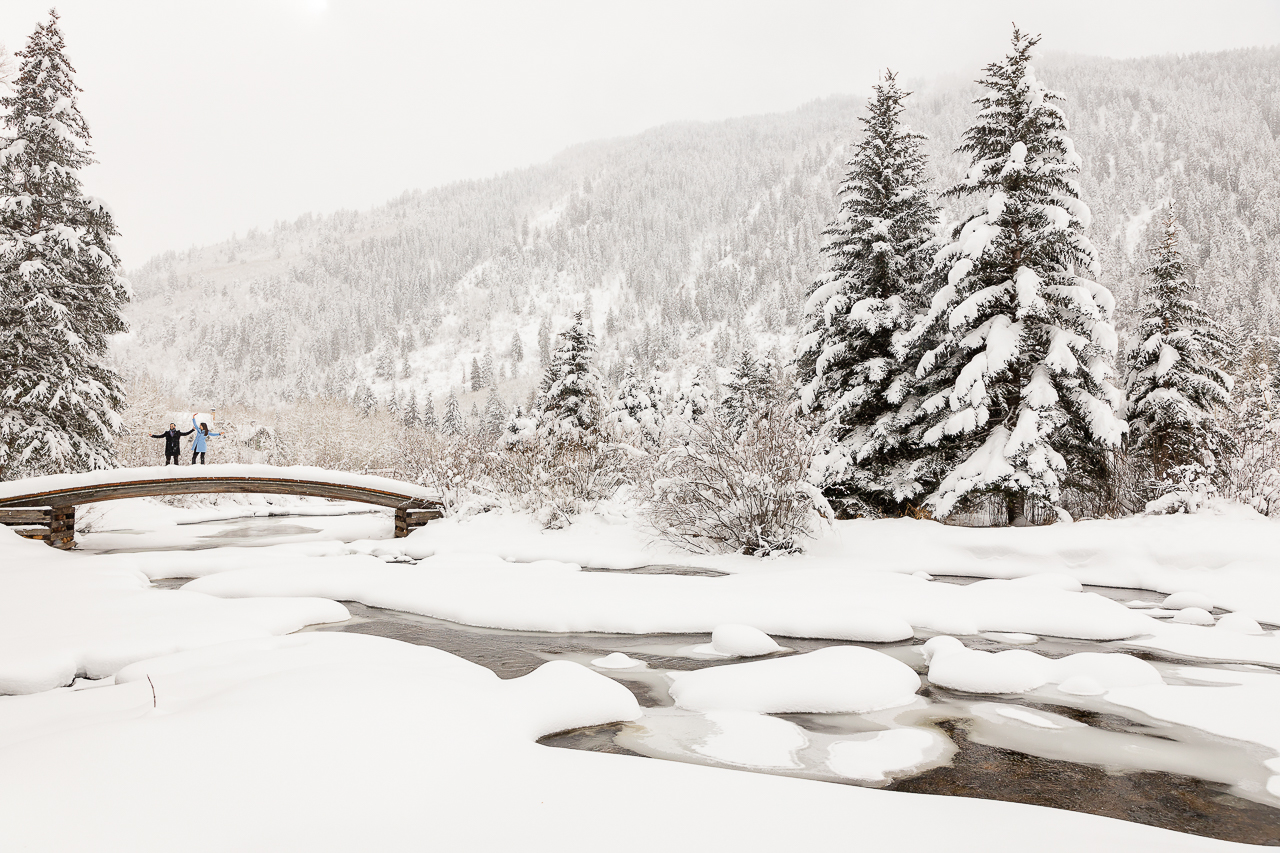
top-left (644, 406), bottom-right (828, 555)
top-left (488, 435), bottom-right (641, 527)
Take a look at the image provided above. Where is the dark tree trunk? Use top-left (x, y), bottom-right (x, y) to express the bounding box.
top-left (1006, 491), bottom-right (1025, 526)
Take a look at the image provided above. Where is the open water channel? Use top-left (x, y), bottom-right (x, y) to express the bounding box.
top-left (119, 512), bottom-right (1280, 846)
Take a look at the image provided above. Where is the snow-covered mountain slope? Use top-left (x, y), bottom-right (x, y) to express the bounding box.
top-left (115, 47), bottom-right (1280, 414)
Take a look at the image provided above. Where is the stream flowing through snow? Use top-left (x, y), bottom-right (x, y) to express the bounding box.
top-left (126, 512), bottom-right (1280, 846)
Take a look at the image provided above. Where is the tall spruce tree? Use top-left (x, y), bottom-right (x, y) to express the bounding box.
top-left (900, 28), bottom-right (1125, 522)
top-left (537, 311), bottom-right (605, 441)
top-left (441, 390), bottom-right (463, 436)
top-left (0, 11), bottom-right (128, 479)
top-left (1125, 207), bottom-right (1232, 489)
top-left (720, 350), bottom-right (777, 436)
top-left (796, 71), bottom-right (938, 513)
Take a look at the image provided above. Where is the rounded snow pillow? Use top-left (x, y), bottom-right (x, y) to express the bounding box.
top-left (1172, 607), bottom-right (1214, 626)
top-left (710, 624), bottom-right (784, 657)
top-left (1163, 591), bottom-right (1212, 611)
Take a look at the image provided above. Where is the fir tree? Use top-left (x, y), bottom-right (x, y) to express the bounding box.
top-left (468, 401), bottom-right (481, 430)
top-left (375, 346), bottom-right (394, 381)
top-left (470, 356), bottom-right (482, 392)
top-left (673, 365), bottom-right (715, 427)
top-left (607, 361), bottom-right (662, 447)
top-left (1125, 207), bottom-right (1232, 490)
top-left (483, 387), bottom-right (507, 438)
top-left (537, 311), bottom-right (605, 441)
top-left (441, 390), bottom-right (463, 436)
top-left (900, 28), bottom-right (1125, 522)
top-left (537, 316), bottom-right (552, 367)
top-left (403, 388), bottom-right (420, 428)
top-left (0, 11), bottom-right (128, 479)
top-left (721, 350), bottom-right (775, 436)
top-left (511, 330), bottom-right (524, 363)
top-left (421, 394), bottom-right (437, 432)
top-left (482, 351), bottom-right (494, 388)
top-left (795, 71), bottom-right (939, 514)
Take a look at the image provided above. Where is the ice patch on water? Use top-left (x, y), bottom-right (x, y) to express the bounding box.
top-left (827, 728), bottom-right (939, 781)
top-left (693, 711), bottom-right (806, 768)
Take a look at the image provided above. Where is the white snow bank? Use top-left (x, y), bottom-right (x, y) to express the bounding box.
top-left (1108, 667), bottom-right (1280, 762)
top-left (669, 646), bottom-right (921, 713)
top-left (1129, 621), bottom-right (1280, 667)
top-left (0, 463), bottom-right (442, 503)
top-left (399, 504), bottom-right (1280, 627)
top-left (0, 530), bottom-right (348, 695)
top-left (181, 552), bottom-right (1150, 642)
top-left (0, 632), bottom-right (1236, 853)
top-left (923, 637), bottom-right (1162, 695)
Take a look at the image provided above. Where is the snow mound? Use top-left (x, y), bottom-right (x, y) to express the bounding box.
top-left (1163, 591), bottom-right (1213, 610)
top-left (0, 530), bottom-right (349, 696)
top-left (924, 638), bottom-right (1050, 694)
top-left (1215, 612), bottom-right (1264, 635)
top-left (709, 624), bottom-right (785, 657)
top-left (924, 638), bottom-right (1162, 695)
top-left (669, 646), bottom-right (921, 713)
top-left (1173, 607), bottom-right (1215, 625)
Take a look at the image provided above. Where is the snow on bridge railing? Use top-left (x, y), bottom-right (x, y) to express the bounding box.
top-left (0, 463), bottom-right (444, 507)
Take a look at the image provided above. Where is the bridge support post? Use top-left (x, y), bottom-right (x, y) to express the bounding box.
top-left (48, 505), bottom-right (75, 550)
top-left (395, 507), bottom-right (442, 538)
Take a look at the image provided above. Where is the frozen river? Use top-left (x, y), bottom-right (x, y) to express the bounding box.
top-left (119, 510), bottom-right (1280, 846)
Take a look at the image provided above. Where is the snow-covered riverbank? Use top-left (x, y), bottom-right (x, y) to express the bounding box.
top-left (3, 497), bottom-right (1279, 851)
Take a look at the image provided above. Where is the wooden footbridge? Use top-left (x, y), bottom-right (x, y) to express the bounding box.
top-left (0, 465), bottom-right (444, 549)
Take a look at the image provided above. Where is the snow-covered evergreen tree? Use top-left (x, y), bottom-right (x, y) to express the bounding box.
top-left (403, 388), bottom-right (420, 428)
top-left (510, 330), bottom-right (524, 363)
top-left (607, 361), bottom-right (662, 447)
top-left (537, 311), bottom-right (605, 442)
top-left (441, 390), bottom-right (463, 436)
top-left (375, 347), bottom-right (394, 381)
top-left (421, 394), bottom-right (437, 432)
top-left (795, 71), bottom-right (939, 514)
top-left (721, 350), bottom-right (775, 436)
top-left (1124, 207), bottom-right (1232, 489)
top-left (0, 11), bottom-right (129, 479)
top-left (672, 366), bottom-right (714, 429)
top-left (483, 387), bottom-right (507, 438)
top-left (900, 28), bottom-right (1125, 522)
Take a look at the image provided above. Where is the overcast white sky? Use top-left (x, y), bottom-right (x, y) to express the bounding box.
top-left (6, 0), bottom-right (1280, 266)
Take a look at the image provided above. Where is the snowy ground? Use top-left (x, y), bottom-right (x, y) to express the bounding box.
top-left (3, 495), bottom-right (1280, 850)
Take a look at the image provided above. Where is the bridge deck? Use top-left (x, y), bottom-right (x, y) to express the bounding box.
top-left (0, 464), bottom-right (444, 547)
top-left (0, 464), bottom-right (443, 509)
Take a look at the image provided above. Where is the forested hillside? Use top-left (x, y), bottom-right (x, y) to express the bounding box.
top-left (116, 46), bottom-right (1280, 419)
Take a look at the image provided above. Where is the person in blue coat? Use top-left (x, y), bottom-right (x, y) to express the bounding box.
top-left (190, 414), bottom-right (221, 464)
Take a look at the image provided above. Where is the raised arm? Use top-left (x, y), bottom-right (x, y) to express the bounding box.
top-left (179, 428), bottom-right (194, 436)
top-left (150, 432), bottom-right (165, 439)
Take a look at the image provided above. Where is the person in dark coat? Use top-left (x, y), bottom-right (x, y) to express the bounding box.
top-left (150, 422), bottom-right (193, 466)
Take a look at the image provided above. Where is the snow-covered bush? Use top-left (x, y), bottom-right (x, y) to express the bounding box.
top-left (487, 434), bottom-right (640, 528)
top-left (1142, 464), bottom-right (1217, 515)
top-left (644, 406), bottom-right (829, 555)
